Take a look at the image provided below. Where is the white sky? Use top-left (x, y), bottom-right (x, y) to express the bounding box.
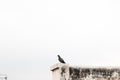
top-left (0, 0), bottom-right (120, 80)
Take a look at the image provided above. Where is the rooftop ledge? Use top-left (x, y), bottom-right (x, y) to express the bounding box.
top-left (50, 63), bottom-right (120, 80)
top-left (50, 63), bottom-right (69, 71)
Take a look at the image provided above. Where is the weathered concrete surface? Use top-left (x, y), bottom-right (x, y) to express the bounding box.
top-left (69, 67), bottom-right (120, 80)
top-left (51, 63), bottom-right (120, 80)
top-left (51, 63), bottom-right (69, 80)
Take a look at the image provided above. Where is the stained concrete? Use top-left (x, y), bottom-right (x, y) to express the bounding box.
top-left (51, 63), bottom-right (120, 80)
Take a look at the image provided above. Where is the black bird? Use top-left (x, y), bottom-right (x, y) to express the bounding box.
top-left (57, 55), bottom-right (66, 63)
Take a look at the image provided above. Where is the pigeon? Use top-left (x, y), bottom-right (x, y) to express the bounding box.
top-left (57, 55), bottom-right (66, 63)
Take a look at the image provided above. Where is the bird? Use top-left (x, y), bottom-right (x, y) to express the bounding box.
top-left (57, 55), bottom-right (66, 63)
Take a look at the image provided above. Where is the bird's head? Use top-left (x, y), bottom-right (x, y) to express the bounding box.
top-left (57, 55), bottom-right (60, 58)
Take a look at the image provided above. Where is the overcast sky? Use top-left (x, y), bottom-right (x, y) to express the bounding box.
top-left (0, 0), bottom-right (120, 80)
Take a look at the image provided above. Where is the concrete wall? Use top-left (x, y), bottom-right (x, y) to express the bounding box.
top-left (51, 63), bottom-right (120, 80)
top-left (50, 63), bottom-right (69, 80)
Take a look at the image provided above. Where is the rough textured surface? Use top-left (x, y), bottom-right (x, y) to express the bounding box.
top-left (51, 64), bottom-right (120, 80)
top-left (69, 67), bottom-right (120, 80)
top-left (51, 63), bottom-right (69, 80)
